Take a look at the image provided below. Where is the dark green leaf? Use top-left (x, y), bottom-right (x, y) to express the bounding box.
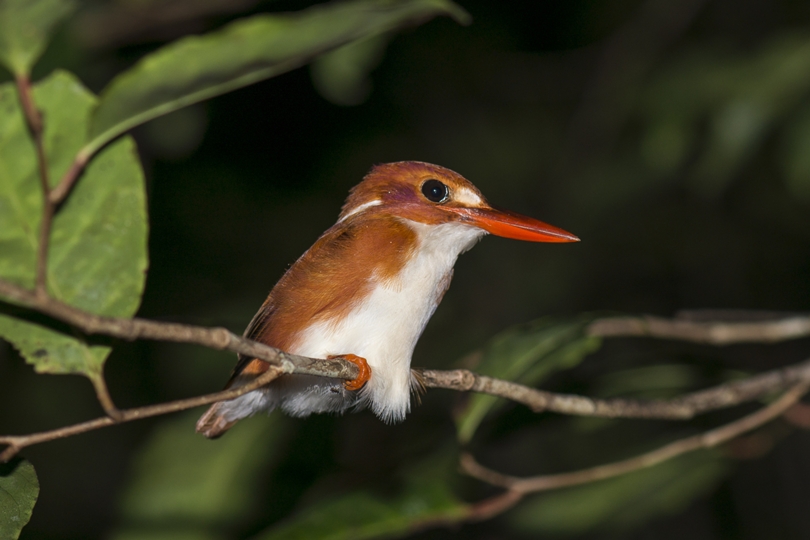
top-left (455, 317), bottom-right (601, 444)
top-left (311, 34), bottom-right (390, 106)
top-left (112, 412), bottom-right (287, 540)
top-left (0, 0), bottom-right (76, 76)
top-left (594, 364), bottom-right (702, 400)
top-left (253, 455), bottom-right (469, 540)
top-left (87, 0), bottom-right (470, 155)
top-left (0, 458), bottom-right (39, 540)
top-left (509, 450), bottom-right (728, 534)
top-left (0, 70), bottom-right (148, 378)
top-left (639, 34), bottom-right (810, 197)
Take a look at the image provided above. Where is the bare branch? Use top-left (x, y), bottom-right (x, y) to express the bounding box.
top-left (419, 359), bottom-right (810, 419)
top-left (0, 367), bottom-right (284, 462)
top-left (461, 382), bottom-right (809, 502)
top-left (0, 278), bottom-right (359, 382)
top-left (588, 314), bottom-right (810, 344)
top-left (4, 276), bottom-right (810, 458)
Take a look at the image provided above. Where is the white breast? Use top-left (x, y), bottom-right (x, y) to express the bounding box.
top-left (292, 220), bottom-right (486, 422)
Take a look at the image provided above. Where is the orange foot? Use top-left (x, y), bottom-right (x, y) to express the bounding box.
top-left (329, 353), bottom-right (371, 391)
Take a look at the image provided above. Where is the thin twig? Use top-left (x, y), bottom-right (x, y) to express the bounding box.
top-left (0, 278), bottom-right (359, 382)
top-left (14, 75), bottom-right (54, 297)
top-left (588, 314), bottom-right (810, 344)
top-left (6, 271), bottom-right (810, 420)
top-left (4, 276), bottom-right (810, 456)
top-left (419, 360), bottom-right (810, 419)
top-left (0, 367), bottom-right (284, 462)
top-left (461, 382), bottom-right (809, 497)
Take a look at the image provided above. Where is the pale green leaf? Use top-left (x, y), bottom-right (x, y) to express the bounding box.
top-left (0, 70), bottom-right (148, 378)
top-left (455, 317), bottom-right (601, 444)
top-left (0, 0), bottom-right (76, 76)
top-left (0, 458), bottom-right (39, 540)
top-left (87, 0), bottom-right (470, 155)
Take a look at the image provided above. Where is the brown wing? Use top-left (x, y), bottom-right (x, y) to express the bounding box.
top-left (227, 214), bottom-right (417, 382)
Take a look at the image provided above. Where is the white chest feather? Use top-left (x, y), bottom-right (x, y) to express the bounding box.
top-left (292, 220), bottom-right (485, 422)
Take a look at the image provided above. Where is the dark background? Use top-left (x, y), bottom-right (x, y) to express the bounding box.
top-left (2, 0), bottom-right (810, 538)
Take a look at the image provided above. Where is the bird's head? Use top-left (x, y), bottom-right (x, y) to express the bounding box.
top-left (339, 161), bottom-right (579, 243)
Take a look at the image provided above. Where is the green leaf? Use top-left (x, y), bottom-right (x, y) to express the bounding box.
top-left (252, 455), bottom-right (469, 540)
top-left (509, 450), bottom-right (728, 535)
top-left (0, 0), bottom-right (76, 76)
top-left (311, 34), bottom-right (390, 106)
top-left (0, 70), bottom-right (148, 379)
top-left (639, 34), bottom-right (810, 197)
top-left (111, 412), bottom-right (288, 540)
top-left (0, 458), bottom-right (39, 540)
top-left (87, 0), bottom-right (470, 156)
top-left (455, 317), bottom-right (601, 444)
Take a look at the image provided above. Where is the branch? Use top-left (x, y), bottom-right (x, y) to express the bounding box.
top-left (14, 75), bottom-right (53, 297)
top-left (4, 276), bottom-right (810, 457)
top-left (0, 367), bottom-right (284, 462)
top-left (460, 382), bottom-right (809, 515)
top-left (419, 359), bottom-right (810, 419)
top-left (0, 278), bottom-right (359, 382)
top-left (588, 313), bottom-right (810, 344)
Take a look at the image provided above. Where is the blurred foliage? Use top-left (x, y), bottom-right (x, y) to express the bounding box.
top-left (253, 452), bottom-right (468, 540)
top-left (455, 316), bottom-right (601, 444)
top-left (112, 412), bottom-right (288, 540)
top-left (509, 450), bottom-right (729, 535)
top-left (638, 33), bottom-right (810, 198)
top-left (0, 459), bottom-right (38, 540)
top-left (0, 0), bottom-right (76, 76)
top-left (311, 35), bottom-right (391, 106)
top-left (1, 0), bottom-right (810, 539)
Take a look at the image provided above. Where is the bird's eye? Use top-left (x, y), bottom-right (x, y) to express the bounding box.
top-left (421, 179), bottom-right (449, 203)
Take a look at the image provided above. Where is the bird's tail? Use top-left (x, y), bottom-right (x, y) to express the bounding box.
top-left (195, 402), bottom-right (238, 439)
top-left (196, 358), bottom-right (274, 438)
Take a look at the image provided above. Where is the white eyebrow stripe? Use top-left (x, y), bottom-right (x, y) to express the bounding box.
top-left (453, 187), bottom-right (484, 207)
top-left (339, 199), bottom-right (382, 222)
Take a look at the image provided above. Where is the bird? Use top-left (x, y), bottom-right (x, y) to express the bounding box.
top-left (196, 161), bottom-right (578, 438)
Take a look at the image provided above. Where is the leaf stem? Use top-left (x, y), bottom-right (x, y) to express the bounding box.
top-left (49, 147), bottom-right (92, 205)
top-left (14, 74), bottom-right (53, 297)
top-left (89, 373), bottom-right (122, 421)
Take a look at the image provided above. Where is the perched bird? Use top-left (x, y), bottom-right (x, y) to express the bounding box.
top-left (196, 161), bottom-right (578, 438)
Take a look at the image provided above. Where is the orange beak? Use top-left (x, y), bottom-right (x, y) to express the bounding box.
top-left (446, 206), bottom-right (579, 243)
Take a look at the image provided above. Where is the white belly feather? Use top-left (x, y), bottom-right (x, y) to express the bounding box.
top-left (221, 220), bottom-right (485, 423)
